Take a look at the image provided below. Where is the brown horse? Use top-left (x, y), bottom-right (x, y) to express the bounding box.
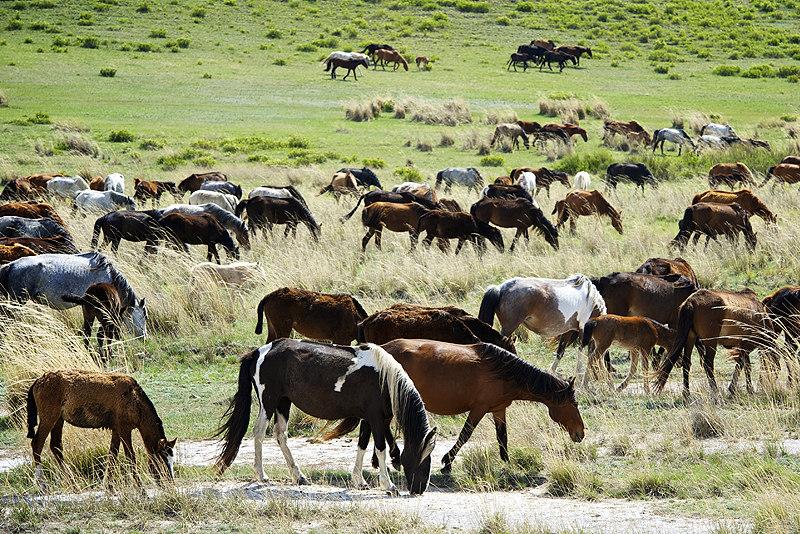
top-left (671, 202), bottom-right (756, 252)
top-left (361, 201), bottom-right (429, 251)
top-left (515, 121), bottom-right (543, 135)
top-left (654, 289), bottom-right (776, 397)
top-left (707, 162), bottom-right (755, 189)
top-left (0, 178), bottom-right (38, 201)
top-left (494, 176), bottom-right (513, 185)
top-left (602, 120), bottom-right (651, 146)
top-left (318, 172), bottom-right (359, 201)
top-left (379, 339), bottom-right (583, 471)
top-left (510, 167), bottom-right (571, 197)
top-left (0, 243), bottom-right (36, 264)
top-left (416, 209), bottom-right (504, 254)
top-left (374, 49), bottom-right (409, 71)
top-left (357, 303), bottom-right (516, 354)
top-left (532, 39), bottom-right (556, 50)
top-left (178, 172), bottom-right (227, 194)
top-left (553, 190), bottom-right (623, 235)
top-left (27, 370), bottom-right (176, 486)
top-left (541, 123), bottom-right (588, 142)
top-left (0, 235), bottom-right (79, 254)
top-left (781, 155), bottom-right (800, 165)
top-left (554, 46), bottom-right (592, 65)
top-left (134, 178), bottom-right (181, 207)
top-left (415, 56), bottom-right (429, 70)
top-left (89, 176), bottom-right (105, 191)
top-left (254, 287), bottom-right (368, 345)
top-left (471, 197), bottom-right (559, 251)
top-left (635, 257), bottom-right (698, 287)
top-left (582, 315), bottom-right (676, 392)
top-left (324, 56), bottom-right (370, 80)
top-left (762, 163), bottom-right (800, 187)
top-left (692, 189), bottom-right (775, 224)
top-left (239, 195), bottom-right (321, 242)
top-left (158, 212), bottom-right (239, 263)
top-left (763, 286), bottom-right (800, 384)
top-left (0, 201), bottom-right (66, 227)
top-left (62, 283), bottom-right (126, 363)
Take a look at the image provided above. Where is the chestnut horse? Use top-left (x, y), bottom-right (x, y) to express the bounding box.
top-left (692, 189), bottom-right (775, 224)
top-left (602, 120), bottom-right (651, 146)
top-left (471, 197), bottom-right (559, 251)
top-left (134, 179), bottom-right (181, 207)
top-left (0, 235), bottom-right (78, 254)
top-left (254, 287), bottom-right (369, 345)
top-left (707, 162), bottom-right (755, 189)
top-left (361, 201), bottom-right (429, 251)
top-left (62, 283), bottom-right (126, 363)
top-left (374, 49), bottom-right (409, 71)
top-left (553, 190), bottom-right (623, 235)
top-left (635, 257), bottom-right (698, 287)
top-left (0, 243), bottom-right (36, 264)
top-left (671, 203), bottom-right (756, 252)
top-left (0, 201), bottom-right (66, 227)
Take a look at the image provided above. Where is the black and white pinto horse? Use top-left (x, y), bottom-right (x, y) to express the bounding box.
top-left (0, 251), bottom-right (147, 337)
top-left (435, 168), bottom-right (485, 193)
top-left (605, 163), bottom-right (657, 194)
top-left (652, 128), bottom-right (696, 155)
top-left (0, 216), bottom-right (71, 240)
top-left (337, 167), bottom-right (382, 189)
top-left (214, 339), bottom-right (437, 495)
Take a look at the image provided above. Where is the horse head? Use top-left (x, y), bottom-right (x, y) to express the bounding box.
top-left (129, 297), bottom-right (147, 339)
top-left (149, 437), bottom-right (177, 482)
top-left (547, 377), bottom-right (584, 443)
top-left (399, 426), bottom-right (437, 496)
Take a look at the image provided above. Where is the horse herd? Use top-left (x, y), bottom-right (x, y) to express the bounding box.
top-left (507, 39), bottom-right (593, 73)
top-left (2, 149), bottom-right (800, 497)
top-left (322, 44), bottom-right (430, 80)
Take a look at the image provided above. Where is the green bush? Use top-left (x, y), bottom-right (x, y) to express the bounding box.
top-left (108, 130), bottom-right (135, 142)
top-left (712, 65), bottom-right (741, 76)
top-left (80, 36), bottom-right (100, 49)
top-left (28, 112), bottom-right (52, 125)
top-left (99, 68), bottom-right (116, 77)
top-left (393, 166), bottom-right (425, 182)
top-left (139, 138), bottom-right (164, 150)
top-left (6, 19), bottom-right (23, 31)
top-left (149, 29), bottom-right (166, 38)
top-left (362, 158), bottom-right (386, 169)
top-left (455, 1), bottom-right (489, 13)
top-left (191, 7), bottom-right (206, 18)
top-left (265, 29), bottom-right (282, 39)
top-left (480, 155), bottom-right (504, 167)
top-left (136, 2), bottom-right (150, 13)
top-left (741, 64), bottom-right (775, 78)
top-left (777, 66), bottom-right (800, 78)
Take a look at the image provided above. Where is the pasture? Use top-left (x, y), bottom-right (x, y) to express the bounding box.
top-left (2, 0), bottom-right (800, 532)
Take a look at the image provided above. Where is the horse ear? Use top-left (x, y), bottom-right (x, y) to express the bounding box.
top-left (157, 438), bottom-right (167, 450)
top-left (167, 438), bottom-right (177, 448)
top-left (567, 376), bottom-right (576, 388)
top-left (420, 427), bottom-right (437, 460)
top-left (139, 297), bottom-right (146, 306)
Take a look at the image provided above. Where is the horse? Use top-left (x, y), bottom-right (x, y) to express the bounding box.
top-left (700, 123), bottom-right (737, 138)
top-left (24, 173), bottom-right (64, 194)
top-left (416, 209), bottom-right (504, 254)
top-left (254, 287), bottom-right (368, 345)
top-left (324, 56), bottom-right (369, 80)
top-left (0, 243), bottom-right (36, 264)
top-left (553, 190), bottom-right (623, 235)
top-left (0, 178), bottom-right (38, 202)
top-left (361, 201), bottom-right (429, 251)
top-left (0, 251), bottom-right (147, 335)
top-left (635, 257), bottom-right (698, 287)
top-left (671, 202), bottom-right (756, 252)
top-left (357, 304), bottom-right (516, 354)
top-left (762, 164), bottom-right (800, 187)
top-left (478, 274), bottom-right (606, 376)
top-left (506, 52), bottom-right (533, 72)
top-left (190, 261), bottom-right (260, 290)
top-left (435, 168), bottom-right (485, 193)
top-left (602, 120), bottom-right (651, 146)
top-left (248, 185), bottom-right (310, 209)
top-left (391, 182), bottom-right (439, 203)
top-left (0, 200), bottom-right (66, 227)
top-left (708, 162), bottom-right (755, 189)
top-left (178, 172), bottom-right (227, 194)
top-left (62, 283), bottom-right (126, 363)
top-left (200, 180), bottom-right (243, 199)
top-left (554, 46), bottom-right (592, 65)
top-left (516, 45), bottom-right (548, 65)
top-left (781, 155), bottom-right (800, 165)
top-left (510, 167), bottom-right (571, 197)
top-left (238, 196), bottom-right (321, 243)
top-left (158, 212), bottom-right (239, 263)
top-left (692, 189), bottom-right (776, 224)
top-left (539, 51), bottom-right (577, 72)
top-left (531, 128), bottom-right (572, 150)
top-left (531, 39), bottom-right (556, 50)
top-left (491, 123), bottom-right (529, 150)
top-left (574, 171), bottom-right (592, 189)
top-left (336, 167), bottom-right (382, 189)
top-left (374, 49), bottom-right (409, 71)
top-left (214, 339), bottom-right (437, 495)
top-left (653, 289), bottom-right (776, 398)
top-left (73, 190), bottom-right (135, 215)
top-left (582, 315), bottom-right (676, 392)
top-left (159, 203), bottom-right (251, 250)
top-left (652, 128), bottom-right (695, 155)
top-left (46, 176), bottom-right (89, 200)
top-left (89, 176), bottom-right (105, 191)
top-left (516, 171), bottom-right (536, 195)
top-left (340, 190), bottom-right (439, 222)
top-left (696, 135), bottom-right (743, 152)
top-left (0, 235), bottom-right (79, 254)
top-left (605, 163), bottom-right (656, 194)
top-left (133, 179), bottom-right (181, 208)
top-left (0, 216), bottom-right (71, 240)
top-left (27, 370), bottom-right (175, 486)
top-left (415, 56), bottom-right (430, 70)
top-left (189, 190), bottom-right (238, 213)
top-left (516, 120), bottom-right (543, 135)
top-left (479, 184), bottom-right (535, 204)
top-left (318, 172), bottom-right (359, 201)
top-left (104, 173), bottom-right (125, 194)
top-left (763, 286), bottom-right (800, 384)
top-left (360, 43), bottom-right (395, 58)
top-left (534, 123), bottom-right (588, 142)
top-left (91, 210), bottom-right (164, 254)
top-left (470, 197), bottom-right (559, 251)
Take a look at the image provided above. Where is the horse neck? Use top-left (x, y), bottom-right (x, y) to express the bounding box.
top-left (135, 390), bottom-right (166, 453)
top-left (108, 267), bottom-right (136, 307)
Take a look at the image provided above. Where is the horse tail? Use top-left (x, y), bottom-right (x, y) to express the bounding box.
top-left (654, 301), bottom-right (694, 393)
top-left (90, 216), bottom-right (104, 250)
top-left (478, 284), bottom-right (502, 326)
top-left (214, 349), bottom-right (259, 473)
top-left (581, 319), bottom-right (596, 349)
top-left (26, 380), bottom-right (38, 439)
top-left (323, 57), bottom-right (331, 71)
top-left (340, 193), bottom-right (367, 222)
top-left (351, 296), bottom-right (369, 321)
top-left (356, 320), bottom-right (367, 343)
top-left (321, 417), bottom-right (360, 441)
top-left (254, 296), bottom-right (267, 335)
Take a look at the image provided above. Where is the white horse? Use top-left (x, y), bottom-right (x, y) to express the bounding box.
top-left (189, 190), bottom-right (238, 213)
top-left (700, 123), bottom-right (737, 138)
top-left (516, 171), bottom-right (536, 195)
top-left (74, 190), bottom-right (135, 214)
top-left (104, 172), bottom-right (125, 193)
top-left (573, 171), bottom-right (592, 190)
top-left (47, 176), bottom-right (89, 199)
top-left (190, 261), bottom-right (260, 288)
top-left (391, 182), bottom-right (438, 203)
top-left (434, 168), bottom-right (485, 193)
top-left (652, 128), bottom-right (695, 155)
top-left (324, 51), bottom-right (371, 66)
top-left (697, 135), bottom-right (734, 152)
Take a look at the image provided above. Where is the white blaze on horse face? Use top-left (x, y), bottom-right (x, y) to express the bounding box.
top-left (165, 449), bottom-right (175, 479)
top-left (334, 347), bottom-right (378, 392)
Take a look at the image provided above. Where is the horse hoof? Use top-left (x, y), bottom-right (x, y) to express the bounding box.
top-left (297, 476), bottom-right (309, 486)
top-left (386, 486), bottom-right (400, 497)
top-left (440, 463), bottom-right (452, 474)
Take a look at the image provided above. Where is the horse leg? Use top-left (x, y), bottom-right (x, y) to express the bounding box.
top-left (49, 417), bottom-right (65, 467)
top-left (492, 409), bottom-right (509, 462)
top-left (275, 399), bottom-right (307, 485)
top-left (454, 239), bottom-right (465, 255)
top-left (352, 420), bottom-right (370, 489)
top-left (120, 429), bottom-right (141, 486)
top-left (31, 411), bottom-right (59, 486)
top-left (510, 229), bottom-right (523, 252)
top-left (550, 331), bottom-right (577, 373)
top-left (370, 425), bottom-right (401, 470)
top-left (409, 230), bottom-right (418, 251)
top-left (374, 229), bottom-right (383, 251)
top-left (642, 347), bottom-right (652, 395)
top-left (441, 410), bottom-right (484, 473)
top-left (208, 244), bottom-right (221, 264)
top-left (617, 349), bottom-right (640, 393)
top-left (252, 401), bottom-right (270, 482)
top-left (371, 422), bottom-right (398, 496)
top-left (104, 429), bottom-right (121, 489)
top-left (701, 345), bottom-right (720, 401)
top-left (569, 216), bottom-right (577, 235)
top-left (80, 308), bottom-right (94, 350)
top-left (361, 228), bottom-right (375, 251)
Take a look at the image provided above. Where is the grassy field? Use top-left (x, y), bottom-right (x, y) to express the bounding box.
top-left (2, 0), bottom-right (800, 532)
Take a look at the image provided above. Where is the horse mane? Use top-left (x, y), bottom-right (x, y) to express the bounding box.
top-left (203, 203), bottom-right (247, 234)
top-left (479, 343), bottom-right (575, 404)
top-left (133, 381), bottom-right (166, 440)
top-left (86, 252), bottom-right (138, 307)
top-left (567, 273), bottom-right (607, 315)
top-left (287, 196), bottom-right (321, 234)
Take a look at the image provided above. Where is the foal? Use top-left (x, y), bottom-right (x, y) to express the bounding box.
top-left (62, 283), bottom-right (127, 363)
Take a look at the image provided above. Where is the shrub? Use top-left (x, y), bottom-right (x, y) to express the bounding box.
top-left (201, 73), bottom-right (212, 79)
top-left (135, 42), bottom-right (155, 52)
top-left (273, 58), bottom-right (287, 66)
top-left (265, 29), bottom-right (282, 39)
top-left (108, 130), bottom-right (135, 142)
top-left (455, 1), bottom-right (489, 13)
top-left (547, 463), bottom-right (579, 496)
top-left (191, 7), bottom-right (206, 18)
top-left (80, 36), bottom-right (100, 49)
top-left (777, 66), bottom-right (800, 78)
top-left (296, 43), bottom-right (316, 52)
top-left (55, 134), bottom-right (100, 157)
top-left (556, 149), bottom-right (615, 174)
top-left (484, 108), bottom-right (518, 125)
top-left (6, 19), bottom-right (23, 31)
top-left (712, 65), bottom-right (741, 76)
top-left (415, 140), bottom-right (433, 152)
top-left (439, 133), bottom-right (454, 147)
top-left (362, 158), bottom-right (385, 169)
top-left (194, 155), bottom-right (216, 168)
top-left (149, 29), bottom-right (166, 38)
top-left (654, 65), bottom-right (670, 74)
top-left (287, 135), bottom-right (309, 149)
top-left (480, 155), bottom-right (504, 167)
top-left (139, 138), bottom-right (164, 150)
top-left (99, 68), bottom-right (116, 77)
top-left (136, 2), bottom-right (150, 13)
top-left (741, 64), bottom-right (775, 78)
top-left (77, 13), bottom-right (94, 26)
top-left (393, 166), bottom-right (424, 182)
top-left (28, 112), bottom-right (51, 125)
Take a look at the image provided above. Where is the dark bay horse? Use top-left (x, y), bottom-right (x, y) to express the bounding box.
top-left (471, 198), bottom-right (559, 251)
top-left (215, 339), bottom-right (437, 495)
top-left (324, 56), bottom-right (369, 80)
top-left (91, 210), bottom-right (164, 254)
top-left (158, 212), bottom-right (239, 263)
top-left (238, 196), bottom-right (321, 242)
top-left (62, 283), bottom-right (126, 363)
top-left (417, 210), bottom-right (504, 254)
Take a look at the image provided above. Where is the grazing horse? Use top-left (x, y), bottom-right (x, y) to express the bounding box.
top-left (377, 340), bottom-right (583, 472)
top-left (254, 287), bottom-right (368, 345)
top-left (340, 190), bottom-right (439, 222)
top-left (239, 196), bottom-right (321, 242)
top-left (0, 251), bottom-right (147, 335)
top-left (605, 163), bottom-right (656, 193)
top-left (435, 167), bottom-right (485, 193)
top-left (0, 243), bottom-right (36, 264)
top-left (318, 172), bottom-right (359, 201)
top-left (89, 176), bottom-right (105, 191)
top-left (780, 155), bottom-right (800, 165)
top-left (249, 185), bottom-right (310, 209)
top-left (200, 180), bottom-right (243, 199)
top-left (324, 56), bottom-right (369, 80)
top-left (471, 197), bottom-right (559, 251)
top-left (361, 201), bottom-right (429, 251)
top-left (25, 174), bottom-right (64, 194)
top-left (692, 189), bottom-right (776, 224)
top-left (491, 123), bottom-right (529, 150)
top-left (178, 172), bottom-right (227, 194)
top-left (574, 171), bottom-right (592, 189)
top-left (91, 210), bottom-right (164, 254)
top-left (133, 179), bottom-right (181, 207)
top-left (478, 274), bottom-right (606, 375)
top-left (0, 235), bottom-right (78, 255)
top-left (479, 184), bottom-right (535, 204)
top-left (763, 286), bottom-right (800, 383)
top-left (516, 120), bottom-right (543, 135)
top-left (27, 370), bottom-right (175, 486)
top-left (652, 128), bottom-right (695, 155)
top-left (104, 173), bottom-right (125, 194)
top-left (0, 216), bottom-right (71, 240)
top-left (700, 123), bottom-right (737, 138)
top-left (582, 315), bottom-right (676, 392)
top-left (0, 178), bottom-right (38, 201)
top-left (671, 202), bottom-right (756, 252)
top-left (374, 49), bottom-right (409, 71)
top-left (654, 289), bottom-right (776, 397)
top-left (540, 51), bottom-right (577, 72)
top-left (158, 212), bottom-right (239, 263)
top-left (553, 190), bottom-right (623, 235)
top-left (554, 45), bottom-right (592, 65)
top-left (73, 190), bottom-right (135, 215)
top-left (763, 164), bottom-right (800, 187)
top-left (415, 56), bottom-right (430, 70)
top-left (416, 209), bottom-right (504, 254)
top-left (635, 257), bottom-right (698, 287)
top-left (62, 283), bottom-right (126, 362)
top-left (516, 171), bottom-right (536, 195)
top-left (391, 182), bottom-right (438, 203)
top-left (361, 43), bottom-right (395, 58)
top-left (336, 167), bottom-right (382, 189)
top-left (215, 339), bottom-right (437, 495)
top-left (511, 167), bottom-right (571, 197)
top-left (189, 190), bottom-right (238, 213)
top-left (47, 176), bottom-right (89, 200)
top-left (708, 162), bottom-right (755, 189)
top-left (357, 303), bottom-right (516, 354)
top-left (541, 123), bottom-right (588, 142)
top-left (0, 201), bottom-right (66, 227)
top-left (602, 120), bottom-right (651, 146)
top-left (160, 203), bottom-right (250, 250)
